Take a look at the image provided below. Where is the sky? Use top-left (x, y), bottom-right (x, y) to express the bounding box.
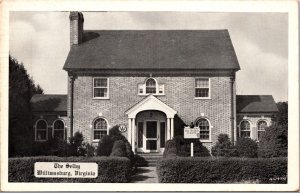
top-left (9, 12), bottom-right (288, 102)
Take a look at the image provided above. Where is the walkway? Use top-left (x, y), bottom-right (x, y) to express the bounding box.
top-left (131, 167), bottom-right (159, 183)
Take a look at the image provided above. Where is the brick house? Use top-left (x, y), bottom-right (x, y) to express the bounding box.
top-left (31, 12), bottom-right (278, 153)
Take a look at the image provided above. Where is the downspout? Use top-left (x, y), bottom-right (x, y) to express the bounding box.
top-left (69, 74), bottom-right (75, 137)
top-left (229, 71), bottom-right (235, 144)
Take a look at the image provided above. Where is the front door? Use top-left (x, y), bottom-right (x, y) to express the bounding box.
top-left (145, 121), bottom-right (158, 152)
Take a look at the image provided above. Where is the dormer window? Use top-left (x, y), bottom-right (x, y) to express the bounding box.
top-left (138, 78), bottom-right (165, 96)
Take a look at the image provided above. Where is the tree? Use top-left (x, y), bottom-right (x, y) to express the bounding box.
top-left (9, 55), bottom-right (43, 156)
top-left (272, 102), bottom-right (288, 127)
top-left (258, 102), bottom-right (288, 158)
top-left (211, 134), bottom-right (237, 157)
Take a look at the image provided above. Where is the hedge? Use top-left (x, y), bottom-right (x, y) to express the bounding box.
top-left (157, 157), bottom-right (287, 183)
top-left (9, 156), bottom-right (132, 183)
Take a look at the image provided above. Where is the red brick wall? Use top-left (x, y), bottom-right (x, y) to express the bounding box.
top-left (67, 73), bottom-right (235, 150)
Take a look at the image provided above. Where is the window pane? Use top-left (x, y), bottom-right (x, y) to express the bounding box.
top-left (37, 120), bottom-right (47, 130)
top-left (258, 121), bottom-right (267, 130)
top-left (54, 120), bottom-right (64, 130)
top-left (94, 130), bottom-right (107, 140)
top-left (240, 121), bottom-right (250, 131)
top-left (94, 78), bottom-right (107, 87)
top-left (195, 88), bottom-right (209, 97)
top-left (94, 88), bottom-right (107, 98)
top-left (196, 119), bottom-right (210, 140)
top-left (241, 131), bottom-right (251, 138)
top-left (196, 78), bottom-right (209, 87)
top-left (94, 118), bottom-right (107, 130)
top-left (37, 130), bottom-right (47, 140)
top-left (54, 130), bottom-right (64, 139)
top-left (138, 122), bottom-right (143, 148)
top-left (160, 122), bottom-right (166, 148)
top-left (146, 78), bottom-right (156, 86)
top-left (146, 87), bottom-right (156, 94)
top-left (258, 131), bottom-right (264, 139)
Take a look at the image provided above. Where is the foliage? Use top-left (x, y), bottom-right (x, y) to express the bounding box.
top-left (272, 102), bottom-right (288, 126)
top-left (97, 135), bottom-right (114, 156)
top-left (163, 136), bottom-right (210, 157)
top-left (110, 140), bottom-right (127, 157)
top-left (157, 157), bottom-right (287, 183)
top-left (163, 140), bottom-right (177, 158)
top-left (235, 137), bottom-right (258, 158)
top-left (9, 156), bottom-right (132, 182)
top-left (211, 134), bottom-right (237, 157)
top-left (258, 125), bottom-right (287, 158)
top-left (9, 55), bottom-right (43, 157)
top-left (97, 125), bottom-right (135, 165)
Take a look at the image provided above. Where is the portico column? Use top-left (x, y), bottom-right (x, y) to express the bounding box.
top-left (170, 118), bottom-right (174, 139)
top-left (132, 118), bottom-right (136, 153)
top-left (166, 118), bottom-right (171, 140)
top-left (128, 118), bottom-right (132, 145)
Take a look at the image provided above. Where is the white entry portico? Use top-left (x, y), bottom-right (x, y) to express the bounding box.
top-left (125, 95), bottom-right (177, 153)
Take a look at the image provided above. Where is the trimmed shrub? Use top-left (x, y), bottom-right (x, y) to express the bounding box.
top-left (163, 140), bottom-right (177, 158)
top-left (211, 134), bottom-right (237, 157)
top-left (163, 136), bottom-right (210, 157)
top-left (9, 156), bottom-right (132, 183)
top-left (110, 140), bottom-right (127, 157)
top-left (258, 125), bottom-right (287, 158)
top-left (157, 157), bottom-right (287, 183)
top-left (97, 135), bottom-right (114, 156)
top-left (68, 132), bottom-right (85, 156)
top-left (235, 137), bottom-right (258, 158)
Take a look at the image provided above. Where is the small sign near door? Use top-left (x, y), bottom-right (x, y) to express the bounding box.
top-left (118, 125), bottom-right (127, 132)
top-left (184, 127), bottom-right (200, 138)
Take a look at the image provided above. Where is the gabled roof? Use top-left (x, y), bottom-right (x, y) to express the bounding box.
top-left (236, 95), bottom-right (278, 113)
top-left (126, 95), bottom-right (177, 118)
top-left (31, 94), bottom-right (67, 112)
top-left (64, 30), bottom-right (240, 71)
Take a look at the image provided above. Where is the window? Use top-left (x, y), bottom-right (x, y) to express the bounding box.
top-left (195, 118), bottom-right (210, 141)
top-left (53, 120), bottom-right (65, 140)
top-left (138, 78), bottom-right (165, 95)
top-left (93, 118), bottom-right (108, 140)
top-left (240, 120), bottom-right (251, 138)
top-left (195, 78), bottom-right (210, 98)
top-left (146, 78), bottom-right (157, 94)
top-left (257, 120), bottom-right (267, 139)
top-left (93, 78), bottom-right (109, 99)
top-left (35, 120), bottom-right (48, 141)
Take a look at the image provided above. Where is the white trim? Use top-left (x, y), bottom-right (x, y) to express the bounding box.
top-left (195, 117), bottom-right (212, 142)
top-left (194, 77), bottom-right (211, 99)
top-left (92, 77), bottom-right (109, 99)
top-left (137, 77), bottom-right (165, 96)
top-left (52, 119), bottom-right (66, 140)
top-left (92, 117), bottom-right (109, 141)
top-left (34, 119), bottom-right (48, 142)
top-left (126, 95), bottom-right (177, 119)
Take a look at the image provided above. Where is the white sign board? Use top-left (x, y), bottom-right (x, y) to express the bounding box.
top-left (119, 125), bottom-right (127, 132)
top-left (184, 127), bottom-right (200, 139)
top-left (34, 162), bottom-right (98, 178)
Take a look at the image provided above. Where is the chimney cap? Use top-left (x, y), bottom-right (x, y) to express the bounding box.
top-left (69, 11), bottom-right (84, 22)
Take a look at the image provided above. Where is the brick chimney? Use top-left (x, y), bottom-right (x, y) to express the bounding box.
top-left (69, 12), bottom-right (84, 46)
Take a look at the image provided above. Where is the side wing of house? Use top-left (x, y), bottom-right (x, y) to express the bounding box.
top-left (236, 95), bottom-right (279, 141)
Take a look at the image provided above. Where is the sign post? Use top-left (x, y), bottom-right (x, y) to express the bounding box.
top-left (184, 127), bottom-right (200, 157)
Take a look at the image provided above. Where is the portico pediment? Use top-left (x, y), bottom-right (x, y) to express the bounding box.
top-left (125, 95), bottom-right (177, 119)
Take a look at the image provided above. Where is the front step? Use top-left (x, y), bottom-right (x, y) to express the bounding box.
top-left (135, 153), bottom-right (163, 167)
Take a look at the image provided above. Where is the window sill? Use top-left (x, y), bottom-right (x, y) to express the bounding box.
top-left (200, 140), bottom-right (212, 143)
top-left (35, 139), bottom-right (48, 142)
top-left (194, 97), bottom-right (211, 100)
top-left (138, 93), bottom-right (165, 96)
top-left (92, 140), bottom-right (100, 143)
top-left (93, 97), bottom-right (110, 100)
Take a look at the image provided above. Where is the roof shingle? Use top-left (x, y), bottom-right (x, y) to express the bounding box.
top-left (63, 30), bottom-right (240, 71)
top-left (236, 95), bottom-right (278, 113)
top-left (31, 94), bottom-right (67, 112)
